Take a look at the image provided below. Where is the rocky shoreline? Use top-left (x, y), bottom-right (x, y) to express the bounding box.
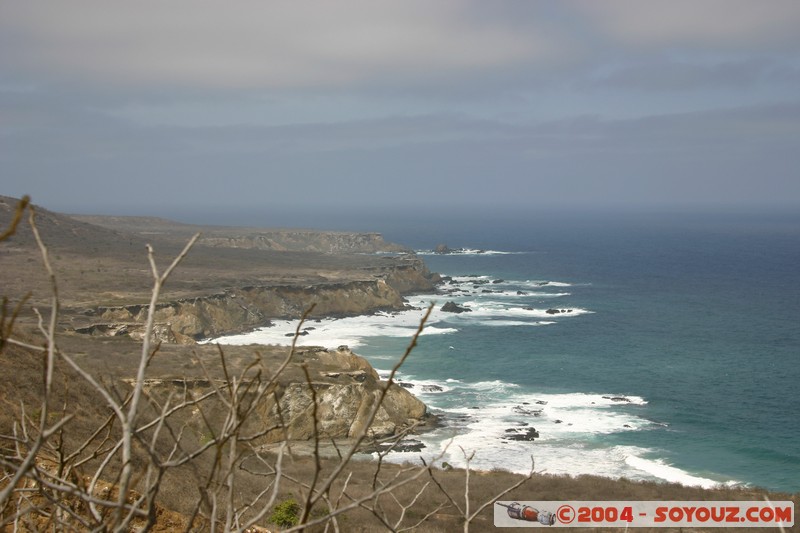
top-left (70, 258), bottom-right (438, 344)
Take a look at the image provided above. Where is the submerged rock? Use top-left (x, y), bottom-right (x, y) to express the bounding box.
top-left (513, 405), bottom-right (543, 416)
top-left (603, 395), bottom-right (631, 403)
top-left (505, 427), bottom-right (540, 441)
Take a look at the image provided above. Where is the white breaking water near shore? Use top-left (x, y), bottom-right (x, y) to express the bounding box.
top-left (211, 276), bottom-right (586, 348)
top-left (373, 370), bottom-right (732, 489)
top-left (211, 272), bottom-right (739, 490)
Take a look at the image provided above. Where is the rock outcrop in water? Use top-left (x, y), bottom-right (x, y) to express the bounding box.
top-left (441, 301), bottom-right (472, 313)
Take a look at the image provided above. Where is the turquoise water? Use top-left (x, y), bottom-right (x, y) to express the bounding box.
top-left (215, 210), bottom-right (800, 492)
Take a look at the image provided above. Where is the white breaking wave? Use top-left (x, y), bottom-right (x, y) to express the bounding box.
top-left (624, 455), bottom-right (733, 489)
top-left (209, 283), bottom-right (592, 349)
top-left (414, 249), bottom-right (525, 256)
top-left (429, 299), bottom-right (594, 320)
top-left (475, 320), bottom-right (556, 327)
top-left (532, 280), bottom-right (572, 287)
top-left (442, 276), bottom-right (572, 289)
top-left (210, 307), bottom-right (455, 349)
top-left (372, 376), bottom-right (737, 488)
top-left (483, 291), bottom-right (571, 298)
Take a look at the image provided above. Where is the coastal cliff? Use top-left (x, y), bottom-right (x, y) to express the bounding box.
top-left (118, 343), bottom-right (430, 443)
top-left (74, 256), bottom-right (436, 343)
top-left (265, 347), bottom-right (428, 441)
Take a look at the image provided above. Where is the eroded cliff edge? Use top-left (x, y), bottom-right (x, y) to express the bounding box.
top-left (72, 255), bottom-right (436, 343)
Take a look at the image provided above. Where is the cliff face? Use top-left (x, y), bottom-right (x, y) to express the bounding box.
top-left (267, 347), bottom-right (427, 441)
top-left (76, 256), bottom-right (437, 343)
top-left (130, 346), bottom-right (429, 443)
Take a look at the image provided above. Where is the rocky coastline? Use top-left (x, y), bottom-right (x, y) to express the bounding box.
top-left (1, 195), bottom-right (439, 444)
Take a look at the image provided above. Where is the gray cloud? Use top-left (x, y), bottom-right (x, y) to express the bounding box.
top-left (0, 1), bottom-right (565, 90)
top-left (3, 81), bottom-right (797, 212)
top-left (2, 1), bottom-right (800, 214)
top-left (573, 0), bottom-right (800, 51)
top-left (593, 59), bottom-right (784, 92)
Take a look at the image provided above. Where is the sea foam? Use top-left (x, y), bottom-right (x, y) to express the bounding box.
top-left (377, 373), bottom-right (736, 488)
top-left (211, 307), bottom-right (455, 349)
top-left (624, 455), bottom-right (732, 489)
top-left (212, 271), bottom-right (592, 349)
top-left (414, 249), bottom-right (525, 256)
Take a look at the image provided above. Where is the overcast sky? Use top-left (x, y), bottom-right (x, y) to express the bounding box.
top-left (2, 1), bottom-right (800, 219)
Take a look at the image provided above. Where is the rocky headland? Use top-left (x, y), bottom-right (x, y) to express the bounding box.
top-left (0, 195), bottom-right (437, 443)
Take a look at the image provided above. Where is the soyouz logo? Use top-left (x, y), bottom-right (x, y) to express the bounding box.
top-left (494, 501), bottom-right (794, 528)
top-left (495, 502), bottom-right (556, 525)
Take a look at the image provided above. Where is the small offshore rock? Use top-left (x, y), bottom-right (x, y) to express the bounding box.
top-left (441, 301), bottom-right (472, 313)
top-left (506, 427), bottom-right (540, 441)
top-left (603, 395), bottom-right (631, 402)
top-left (513, 405), bottom-right (543, 416)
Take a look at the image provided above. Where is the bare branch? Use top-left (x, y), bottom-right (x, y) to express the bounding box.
top-left (308, 304), bottom-right (434, 510)
top-left (0, 195), bottom-right (30, 242)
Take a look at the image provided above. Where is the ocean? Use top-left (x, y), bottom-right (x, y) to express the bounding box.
top-left (210, 208), bottom-right (800, 493)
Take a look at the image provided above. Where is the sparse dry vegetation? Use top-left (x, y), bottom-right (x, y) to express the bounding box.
top-left (1, 197), bottom-right (796, 532)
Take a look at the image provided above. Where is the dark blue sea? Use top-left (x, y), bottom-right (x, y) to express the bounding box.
top-left (212, 208), bottom-right (800, 493)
